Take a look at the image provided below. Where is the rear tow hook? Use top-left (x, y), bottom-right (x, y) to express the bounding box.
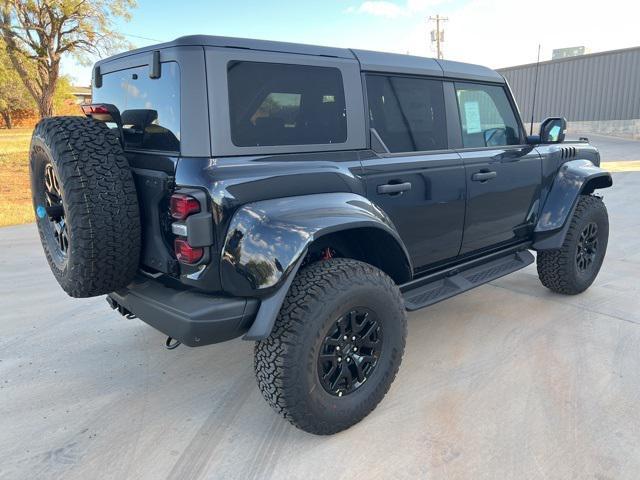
top-left (165, 337), bottom-right (181, 350)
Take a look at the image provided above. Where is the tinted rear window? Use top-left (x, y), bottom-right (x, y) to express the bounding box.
top-left (93, 62), bottom-right (180, 153)
top-left (227, 61), bottom-right (347, 147)
top-left (365, 74), bottom-right (447, 153)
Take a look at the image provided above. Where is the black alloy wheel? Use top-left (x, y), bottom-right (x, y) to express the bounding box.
top-left (576, 222), bottom-right (598, 272)
top-left (317, 308), bottom-right (382, 397)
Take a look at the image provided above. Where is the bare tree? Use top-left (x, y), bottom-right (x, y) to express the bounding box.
top-left (0, 0), bottom-right (135, 118)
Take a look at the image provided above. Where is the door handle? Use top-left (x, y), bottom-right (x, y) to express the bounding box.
top-left (377, 182), bottom-right (412, 195)
top-left (471, 171), bottom-right (497, 182)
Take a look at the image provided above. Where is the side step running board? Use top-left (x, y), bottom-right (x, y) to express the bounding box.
top-left (402, 250), bottom-right (534, 311)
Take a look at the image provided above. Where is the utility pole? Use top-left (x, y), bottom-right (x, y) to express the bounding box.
top-left (429, 15), bottom-right (448, 59)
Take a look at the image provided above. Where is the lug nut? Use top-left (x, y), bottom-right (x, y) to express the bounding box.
top-left (351, 336), bottom-right (356, 341)
top-left (338, 357), bottom-right (342, 362)
top-left (346, 357), bottom-right (351, 363)
top-left (336, 346), bottom-right (340, 351)
top-left (353, 347), bottom-right (358, 352)
top-left (343, 335), bottom-right (348, 340)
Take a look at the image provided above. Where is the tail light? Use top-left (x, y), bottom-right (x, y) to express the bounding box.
top-left (170, 194), bottom-right (200, 220)
top-left (170, 191), bottom-right (210, 266)
top-left (174, 238), bottom-right (203, 264)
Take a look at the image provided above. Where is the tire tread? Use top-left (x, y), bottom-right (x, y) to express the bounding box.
top-left (31, 116), bottom-right (141, 297)
top-left (537, 195), bottom-right (608, 295)
top-left (254, 258), bottom-right (406, 435)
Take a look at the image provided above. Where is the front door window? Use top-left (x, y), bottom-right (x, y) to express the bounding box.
top-left (455, 83), bottom-right (522, 148)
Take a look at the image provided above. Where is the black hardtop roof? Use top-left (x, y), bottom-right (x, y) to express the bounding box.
top-left (96, 34), bottom-right (504, 83)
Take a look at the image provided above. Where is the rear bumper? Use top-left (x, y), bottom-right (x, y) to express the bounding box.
top-left (108, 275), bottom-right (259, 347)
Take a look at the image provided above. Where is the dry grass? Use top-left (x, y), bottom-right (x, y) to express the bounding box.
top-left (0, 128), bottom-right (34, 227)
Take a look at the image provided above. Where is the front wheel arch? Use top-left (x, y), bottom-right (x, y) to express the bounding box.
top-left (533, 160), bottom-right (612, 250)
top-left (581, 174), bottom-right (613, 195)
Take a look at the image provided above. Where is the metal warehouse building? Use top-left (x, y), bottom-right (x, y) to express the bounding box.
top-left (497, 46), bottom-right (640, 139)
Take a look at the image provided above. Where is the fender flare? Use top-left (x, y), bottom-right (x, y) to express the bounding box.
top-left (221, 192), bottom-right (412, 296)
top-left (533, 159), bottom-right (612, 250)
top-left (219, 192), bottom-right (412, 341)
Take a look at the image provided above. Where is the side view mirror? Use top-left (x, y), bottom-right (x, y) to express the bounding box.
top-left (539, 117), bottom-right (567, 144)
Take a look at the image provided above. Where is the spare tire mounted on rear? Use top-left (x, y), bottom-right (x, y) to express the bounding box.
top-left (29, 116), bottom-right (141, 298)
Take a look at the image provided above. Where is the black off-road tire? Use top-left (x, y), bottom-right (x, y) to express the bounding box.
top-left (537, 195), bottom-right (608, 295)
top-left (254, 258), bottom-right (407, 435)
top-left (30, 116), bottom-right (141, 298)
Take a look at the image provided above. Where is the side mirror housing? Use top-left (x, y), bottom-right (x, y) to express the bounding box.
top-left (539, 117), bottom-right (567, 144)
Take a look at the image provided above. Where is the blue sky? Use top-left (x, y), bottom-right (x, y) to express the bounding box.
top-left (63, 0), bottom-right (640, 85)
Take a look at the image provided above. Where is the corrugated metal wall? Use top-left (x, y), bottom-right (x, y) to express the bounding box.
top-left (497, 47), bottom-right (640, 123)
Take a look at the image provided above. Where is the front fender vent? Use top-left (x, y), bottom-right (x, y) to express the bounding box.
top-left (560, 147), bottom-right (577, 159)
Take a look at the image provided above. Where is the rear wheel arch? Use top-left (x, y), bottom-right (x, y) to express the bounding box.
top-left (305, 227), bottom-right (412, 285)
top-left (241, 224), bottom-right (412, 342)
top-left (220, 193), bottom-right (413, 297)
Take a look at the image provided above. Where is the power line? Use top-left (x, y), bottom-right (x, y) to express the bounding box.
top-left (121, 32), bottom-right (166, 43)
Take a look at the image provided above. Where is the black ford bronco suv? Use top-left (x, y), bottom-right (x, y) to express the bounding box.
top-left (29, 35), bottom-right (612, 435)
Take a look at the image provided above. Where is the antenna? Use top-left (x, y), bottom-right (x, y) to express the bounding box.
top-left (529, 44), bottom-right (541, 135)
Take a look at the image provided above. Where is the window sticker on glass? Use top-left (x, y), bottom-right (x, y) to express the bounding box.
top-left (464, 101), bottom-right (481, 134)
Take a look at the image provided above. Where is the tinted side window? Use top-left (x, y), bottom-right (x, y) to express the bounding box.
top-left (454, 83), bottom-right (521, 148)
top-left (365, 74), bottom-right (447, 153)
top-left (94, 62), bottom-right (180, 153)
top-left (227, 61), bottom-right (347, 147)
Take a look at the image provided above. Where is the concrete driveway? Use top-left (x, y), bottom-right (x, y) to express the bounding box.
top-left (1, 174), bottom-right (640, 480)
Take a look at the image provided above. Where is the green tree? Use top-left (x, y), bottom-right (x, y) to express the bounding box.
top-left (0, 38), bottom-right (34, 128)
top-left (52, 74), bottom-right (73, 110)
top-left (0, 0), bottom-right (136, 119)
